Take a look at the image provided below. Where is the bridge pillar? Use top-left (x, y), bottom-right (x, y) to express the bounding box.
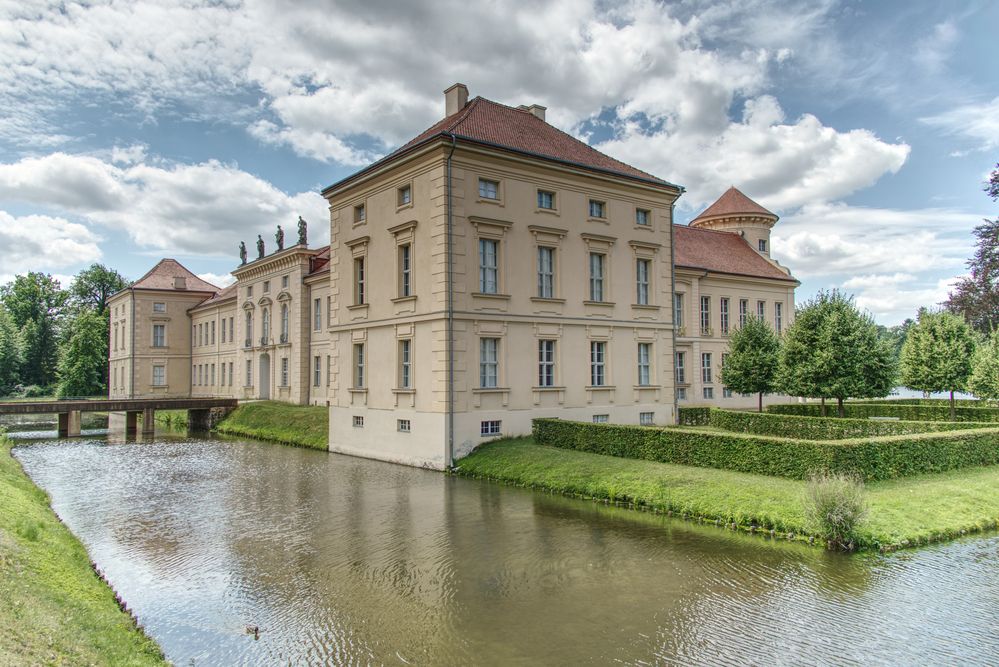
top-left (57, 411), bottom-right (82, 437)
top-left (188, 409), bottom-right (211, 432)
top-left (141, 408), bottom-right (156, 436)
top-left (126, 411), bottom-right (139, 437)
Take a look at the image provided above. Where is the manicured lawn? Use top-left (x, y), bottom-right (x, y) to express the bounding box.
top-left (455, 438), bottom-right (999, 552)
top-left (215, 400), bottom-right (328, 450)
top-left (0, 434), bottom-right (165, 665)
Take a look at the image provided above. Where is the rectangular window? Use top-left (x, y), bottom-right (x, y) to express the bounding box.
top-left (478, 239), bottom-right (499, 294)
top-left (589, 253), bottom-right (605, 301)
top-left (221, 318), bottom-right (226, 343)
top-left (677, 387), bottom-right (687, 401)
top-left (354, 204), bottom-right (365, 223)
top-left (481, 420), bottom-right (501, 436)
top-left (592, 414), bottom-right (609, 423)
top-left (739, 299), bottom-right (748, 328)
top-left (152, 365), bottom-right (165, 386)
top-left (400, 340), bottom-right (412, 389)
top-left (152, 302), bottom-right (166, 313)
top-left (700, 296), bottom-right (711, 335)
top-left (775, 302), bottom-right (783, 333)
top-left (701, 353), bottom-right (712, 384)
top-left (353, 415), bottom-right (364, 428)
top-left (398, 185), bottom-right (412, 206)
top-left (152, 324), bottom-right (165, 347)
top-left (538, 340), bottom-right (555, 387)
top-left (326, 355), bottom-right (331, 387)
top-left (281, 275), bottom-right (288, 289)
top-left (636, 208), bottom-right (650, 226)
top-left (757, 300), bottom-right (766, 319)
top-left (674, 293), bottom-right (684, 331)
top-left (399, 244), bottom-right (412, 297)
top-left (281, 358), bottom-right (289, 386)
top-left (398, 419), bottom-right (411, 433)
top-left (197, 365), bottom-right (202, 386)
top-left (758, 239), bottom-right (768, 252)
top-left (675, 351), bottom-right (686, 384)
top-left (637, 342), bottom-right (651, 386)
top-left (314, 356), bottom-right (321, 387)
top-left (703, 387), bottom-right (714, 399)
top-left (537, 190), bottom-right (555, 210)
top-left (247, 285), bottom-right (253, 298)
top-left (720, 298), bottom-right (730, 335)
top-left (478, 178), bottom-right (499, 200)
top-left (640, 411), bottom-right (654, 426)
top-left (723, 388), bottom-right (733, 398)
top-left (480, 338), bottom-right (499, 388)
top-left (354, 343), bottom-right (365, 388)
top-left (211, 321), bottom-right (216, 345)
top-left (588, 199), bottom-right (605, 218)
top-left (326, 297), bottom-right (331, 327)
top-left (590, 341), bottom-right (606, 386)
top-left (263, 280), bottom-right (270, 293)
top-left (228, 362), bottom-right (233, 387)
top-left (314, 298), bottom-right (322, 331)
top-left (246, 360), bottom-right (252, 386)
top-left (537, 246), bottom-right (555, 298)
top-left (636, 259), bottom-right (650, 305)
top-left (228, 317), bottom-right (234, 343)
top-left (354, 257), bottom-right (365, 304)
top-left (211, 363), bottom-right (216, 386)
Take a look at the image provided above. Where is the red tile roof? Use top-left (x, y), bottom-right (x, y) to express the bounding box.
top-left (325, 97), bottom-right (679, 193)
top-left (691, 186), bottom-right (776, 224)
top-left (131, 259), bottom-right (221, 293)
top-left (193, 282), bottom-right (237, 309)
top-left (674, 225), bottom-right (796, 282)
top-left (307, 245), bottom-right (331, 276)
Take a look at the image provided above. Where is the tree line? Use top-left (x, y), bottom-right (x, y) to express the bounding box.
top-left (0, 265), bottom-right (130, 398)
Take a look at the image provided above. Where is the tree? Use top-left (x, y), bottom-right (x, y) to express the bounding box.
top-left (778, 292), bottom-right (833, 411)
top-left (0, 305), bottom-right (21, 394)
top-left (1, 272), bottom-right (66, 387)
top-left (900, 310), bottom-right (977, 419)
top-left (945, 164), bottom-right (999, 333)
top-left (987, 162), bottom-right (998, 202)
top-left (968, 329), bottom-right (999, 402)
top-left (720, 315), bottom-right (780, 412)
top-left (55, 310), bottom-right (108, 398)
top-left (68, 263), bottom-right (130, 316)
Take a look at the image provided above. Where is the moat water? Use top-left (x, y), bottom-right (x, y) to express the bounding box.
top-left (10, 426), bottom-right (999, 666)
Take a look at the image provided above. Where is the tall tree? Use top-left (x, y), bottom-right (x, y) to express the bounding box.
top-left (778, 292), bottom-right (834, 412)
top-left (968, 329), bottom-right (999, 402)
top-left (945, 164), bottom-right (999, 332)
top-left (720, 315), bottom-right (780, 412)
top-left (55, 310), bottom-right (108, 398)
top-left (1, 273), bottom-right (66, 387)
top-left (0, 305), bottom-right (21, 394)
top-left (68, 263), bottom-right (130, 315)
top-left (900, 310), bottom-right (977, 419)
top-left (987, 162), bottom-right (999, 202)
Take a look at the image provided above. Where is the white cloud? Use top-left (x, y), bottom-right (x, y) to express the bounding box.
top-left (197, 272), bottom-right (236, 288)
top-left (847, 276), bottom-right (958, 325)
top-left (0, 210), bottom-right (102, 277)
top-left (921, 96), bottom-right (999, 152)
top-left (0, 153), bottom-right (328, 256)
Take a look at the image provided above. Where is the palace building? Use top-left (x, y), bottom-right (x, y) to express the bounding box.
top-left (108, 84), bottom-right (798, 469)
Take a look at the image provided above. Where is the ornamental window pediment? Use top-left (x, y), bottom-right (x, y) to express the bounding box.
top-left (277, 291), bottom-right (292, 303)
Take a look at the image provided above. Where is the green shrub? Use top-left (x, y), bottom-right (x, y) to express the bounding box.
top-left (678, 406), bottom-right (711, 426)
top-left (804, 472), bottom-right (867, 551)
top-left (767, 402), bottom-right (999, 422)
top-left (531, 418), bottom-right (999, 481)
top-left (709, 408), bottom-right (990, 440)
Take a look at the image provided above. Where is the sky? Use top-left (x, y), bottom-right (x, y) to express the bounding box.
top-left (0, 0), bottom-right (996, 326)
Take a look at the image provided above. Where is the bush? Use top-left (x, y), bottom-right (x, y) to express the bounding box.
top-left (804, 472), bottom-right (867, 551)
top-left (709, 408), bottom-right (990, 440)
top-left (767, 402), bottom-right (999, 422)
top-left (531, 418), bottom-right (999, 481)
top-left (678, 406), bottom-right (711, 426)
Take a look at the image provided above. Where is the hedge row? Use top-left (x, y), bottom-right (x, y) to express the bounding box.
top-left (678, 406), bottom-right (711, 426)
top-left (708, 409), bottom-right (991, 440)
top-left (852, 398), bottom-right (989, 407)
top-left (767, 402), bottom-right (999, 422)
top-left (532, 418), bottom-right (999, 481)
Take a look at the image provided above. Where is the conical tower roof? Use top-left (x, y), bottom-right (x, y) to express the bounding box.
top-left (690, 186), bottom-right (776, 226)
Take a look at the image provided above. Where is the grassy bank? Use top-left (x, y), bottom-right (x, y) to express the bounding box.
top-left (0, 434), bottom-right (165, 664)
top-left (215, 401), bottom-right (328, 450)
top-left (455, 438), bottom-right (999, 552)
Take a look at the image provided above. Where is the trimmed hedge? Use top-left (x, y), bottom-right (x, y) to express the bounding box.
top-left (678, 406), bottom-right (711, 426)
top-left (852, 398), bottom-right (988, 407)
top-left (532, 418), bottom-right (999, 481)
top-left (767, 402), bottom-right (999, 422)
top-left (709, 408), bottom-right (992, 440)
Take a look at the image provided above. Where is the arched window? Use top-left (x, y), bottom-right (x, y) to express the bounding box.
top-left (281, 304), bottom-right (289, 342)
top-left (245, 311), bottom-right (253, 347)
top-left (262, 308), bottom-right (270, 342)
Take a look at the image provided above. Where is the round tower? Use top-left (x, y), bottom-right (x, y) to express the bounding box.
top-left (689, 186), bottom-right (778, 258)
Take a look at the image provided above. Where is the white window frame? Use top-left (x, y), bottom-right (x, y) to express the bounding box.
top-left (478, 178), bottom-right (499, 200)
top-left (537, 189), bottom-right (555, 210)
top-left (280, 357), bottom-right (289, 387)
top-left (701, 352), bottom-right (712, 384)
top-left (152, 365), bottom-right (165, 386)
top-left (739, 299), bottom-right (748, 328)
top-left (152, 302), bottom-right (166, 313)
top-left (590, 341), bottom-right (606, 387)
top-left (152, 324), bottom-right (166, 348)
top-left (700, 296), bottom-right (711, 335)
top-left (720, 297), bottom-right (730, 334)
top-left (589, 253), bottom-right (605, 302)
top-left (399, 339), bottom-right (412, 389)
top-left (480, 338), bottom-right (499, 388)
top-left (675, 351), bottom-right (685, 384)
top-left (354, 257), bottom-right (366, 305)
top-left (636, 258), bottom-right (650, 305)
top-left (637, 342), bottom-right (651, 386)
top-left (674, 293), bottom-right (684, 329)
top-left (398, 419), bottom-right (411, 433)
top-left (478, 238), bottom-right (499, 294)
top-left (639, 411), bottom-right (654, 425)
top-left (399, 243), bottom-right (412, 297)
top-left (354, 343), bottom-right (365, 389)
top-left (314, 355), bottom-right (321, 387)
top-left (314, 298), bottom-right (322, 331)
top-left (537, 246), bottom-right (555, 298)
top-left (588, 199), bottom-right (606, 218)
top-left (481, 420), bottom-right (502, 436)
top-left (538, 340), bottom-right (556, 387)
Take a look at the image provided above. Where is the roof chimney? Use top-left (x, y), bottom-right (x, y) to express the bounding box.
top-left (527, 104), bottom-right (546, 121)
top-left (173, 276), bottom-right (187, 290)
top-left (444, 83), bottom-right (468, 117)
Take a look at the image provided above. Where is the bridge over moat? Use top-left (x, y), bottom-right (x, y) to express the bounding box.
top-left (0, 398), bottom-right (238, 437)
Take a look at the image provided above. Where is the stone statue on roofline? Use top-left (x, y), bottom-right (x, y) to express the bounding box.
top-left (297, 216), bottom-right (307, 246)
top-left (257, 234), bottom-right (265, 258)
top-left (276, 225), bottom-right (284, 250)
top-left (239, 241), bottom-right (247, 265)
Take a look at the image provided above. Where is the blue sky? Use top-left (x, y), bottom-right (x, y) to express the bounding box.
top-left (0, 0), bottom-right (995, 325)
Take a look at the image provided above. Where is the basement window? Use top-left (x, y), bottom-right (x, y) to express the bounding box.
top-left (592, 414), bottom-right (609, 423)
top-left (398, 419), bottom-right (411, 433)
top-left (480, 420), bottom-right (501, 436)
top-left (353, 415), bottom-right (364, 428)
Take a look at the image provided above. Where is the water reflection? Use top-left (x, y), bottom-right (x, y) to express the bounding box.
top-left (13, 436), bottom-right (999, 666)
